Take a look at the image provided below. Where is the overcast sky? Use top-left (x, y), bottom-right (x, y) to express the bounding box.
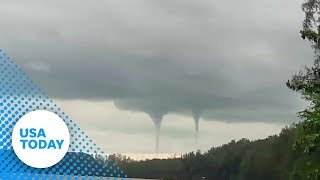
top-left (0, 0), bottom-right (314, 154)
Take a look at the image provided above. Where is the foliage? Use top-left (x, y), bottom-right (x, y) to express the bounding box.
top-left (120, 126), bottom-right (299, 180)
top-left (285, 0), bottom-right (320, 179)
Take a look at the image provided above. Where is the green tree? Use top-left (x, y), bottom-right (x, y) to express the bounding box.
top-left (286, 0), bottom-right (320, 179)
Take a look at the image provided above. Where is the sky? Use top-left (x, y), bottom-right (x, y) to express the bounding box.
top-left (0, 0), bottom-right (315, 155)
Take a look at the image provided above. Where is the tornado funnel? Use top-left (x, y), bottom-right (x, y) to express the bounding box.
top-left (192, 110), bottom-right (201, 145)
top-left (149, 112), bottom-right (164, 153)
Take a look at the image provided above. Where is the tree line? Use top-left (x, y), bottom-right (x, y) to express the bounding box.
top-left (111, 125), bottom-right (318, 180)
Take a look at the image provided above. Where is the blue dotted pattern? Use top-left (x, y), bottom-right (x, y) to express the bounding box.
top-left (0, 49), bottom-right (128, 179)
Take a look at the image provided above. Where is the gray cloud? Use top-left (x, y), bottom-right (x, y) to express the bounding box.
top-left (0, 0), bottom-right (313, 124)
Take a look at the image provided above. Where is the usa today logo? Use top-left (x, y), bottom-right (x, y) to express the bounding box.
top-left (12, 110), bottom-right (70, 168)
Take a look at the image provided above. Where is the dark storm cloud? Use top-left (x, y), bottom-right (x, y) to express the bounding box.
top-left (0, 0), bottom-right (313, 123)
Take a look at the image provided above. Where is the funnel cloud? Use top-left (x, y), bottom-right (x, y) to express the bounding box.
top-left (192, 109), bottom-right (201, 145)
top-left (149, 113), bottom-right (164, 153)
